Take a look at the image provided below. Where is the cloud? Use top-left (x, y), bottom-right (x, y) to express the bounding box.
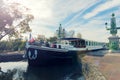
top-left (21, 0), bottom-right (99, 37)
top-left (6, 0), bottom-right (120, 42)
top-left (66, 19), bottom-right (110, 42)
top-left (84, 0), bottom-right (120, 19)
top-left (62, 0), bottom-right (98, 27)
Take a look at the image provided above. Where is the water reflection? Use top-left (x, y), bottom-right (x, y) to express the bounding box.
top-left (0, 61), bottom-right (27, 72)
top-left (0, 61), bottom-right (85, 80)
top-left (0, 61), bottom-right (27, 80)
top-left (25, 64), bottom-right (84, 80)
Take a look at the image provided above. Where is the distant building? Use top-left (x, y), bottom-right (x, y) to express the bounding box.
top-left (55, 24), bottom-right (66, 39)
top-left (55, 24), bottom-right (75, 39)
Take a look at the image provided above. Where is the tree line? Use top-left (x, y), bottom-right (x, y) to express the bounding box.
top-left (0, 36), bottom-right (58, 53)
top-left (0, 0), bottom-right (33, 53)
top-left (0, 1), bottom-right (63, 53)
top-left (0, 39), bottom-right (26, 53)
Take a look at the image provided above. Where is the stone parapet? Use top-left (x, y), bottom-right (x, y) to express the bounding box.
top-left (82, 62), bottom-right (106, 80)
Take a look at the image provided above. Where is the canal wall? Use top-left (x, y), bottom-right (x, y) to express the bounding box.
top-left (0, 52), bottom-right (26, 62)
top-left (82, 62), bottom-right (106, 80)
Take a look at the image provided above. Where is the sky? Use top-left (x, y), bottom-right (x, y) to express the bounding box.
top-left (5, 0), bottom-right (120, 42)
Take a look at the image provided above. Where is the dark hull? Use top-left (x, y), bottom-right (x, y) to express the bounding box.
top-left (26, 47), bottom-right (79, 66)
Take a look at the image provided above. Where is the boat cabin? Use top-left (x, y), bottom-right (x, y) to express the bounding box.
top-left (59, 38), bottom-right (86, 48)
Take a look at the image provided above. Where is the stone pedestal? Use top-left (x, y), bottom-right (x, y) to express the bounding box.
top-left (108, 36), bottom-right (120, 52)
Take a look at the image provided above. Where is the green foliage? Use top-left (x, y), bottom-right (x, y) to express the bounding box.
top-left (109, 42), bottom-right (119, 50)
top-left (47, 36), bottom-right (57, 43)
top-left (0, 39), bottom-right (26, 53)
top-left (0, 1), bottom-right (34, 40)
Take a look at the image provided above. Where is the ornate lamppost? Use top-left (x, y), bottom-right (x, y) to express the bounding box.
top-left (105, 13), bottom-right (120, 52)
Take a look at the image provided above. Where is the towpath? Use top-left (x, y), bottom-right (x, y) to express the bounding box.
top-left (83, 50), bottom-right (120, 80)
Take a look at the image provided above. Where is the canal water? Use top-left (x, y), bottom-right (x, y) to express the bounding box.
top-left (0, 61), bottom-right (85, 80)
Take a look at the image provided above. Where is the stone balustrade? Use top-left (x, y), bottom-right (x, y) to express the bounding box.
top-left (82, 62), bottom-right (106, 80)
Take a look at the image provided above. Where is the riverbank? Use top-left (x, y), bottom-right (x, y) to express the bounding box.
top-left (82, 51), bottom-right (120, 80)
top-left (1, 50), bottom-right (120, 80)
top-left (0, 51), bottom-right (26, 62)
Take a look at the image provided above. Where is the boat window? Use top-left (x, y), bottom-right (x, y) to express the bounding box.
top-left (58, 45), bottom-right (61, 49)
top-left (86, 41), bottom-right (88, 46)
top-left (65, 41), bottom-right (69, 44)
top-left (69, 41), bottom-right (72, 45)
top-left (70, 41), bottom-right (75, 46)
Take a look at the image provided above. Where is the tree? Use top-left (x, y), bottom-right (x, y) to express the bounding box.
top-left (36, 34), bottom-right (46, 41)
top-left (77, 33), bottom-right (82, 38)
top-left (0, 0), bottom-right (34, 40)
top-left (47, 37), bottom-right (57, 43)
top-left (0, 39), bottom-right (26, 52)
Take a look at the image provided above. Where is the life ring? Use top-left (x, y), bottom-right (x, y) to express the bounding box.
top-left (28, 50), bottom-right (38, 60)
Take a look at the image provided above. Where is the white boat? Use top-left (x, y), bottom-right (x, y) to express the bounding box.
top-left (25, 37), bottom-right (106, 66)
